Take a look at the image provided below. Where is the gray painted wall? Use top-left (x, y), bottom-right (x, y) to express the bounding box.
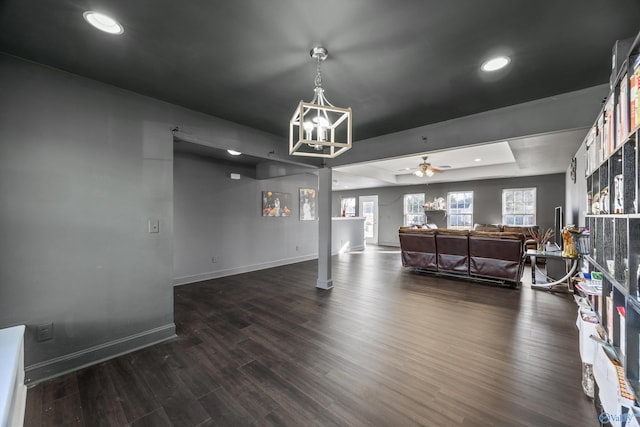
top-left (173, 152), bottom-right (319, 284)
top-left (0, 53), bottom-right (306, 383)
top-left (566, 140), bottom-right (588, 228)
top-left (333, 174), bottom-right (566, 246)
top-left (0, 54), bottom-right (175, 382)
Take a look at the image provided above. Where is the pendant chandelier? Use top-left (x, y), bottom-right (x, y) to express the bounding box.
top-left (289, 46), bottom-right (352, 158)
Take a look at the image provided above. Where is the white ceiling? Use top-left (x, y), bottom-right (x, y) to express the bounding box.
top-left (332, 128), bottom-right (587, 190)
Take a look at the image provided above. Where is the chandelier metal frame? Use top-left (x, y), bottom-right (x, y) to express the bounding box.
top-left (289, 47), bottom-right (352, 159)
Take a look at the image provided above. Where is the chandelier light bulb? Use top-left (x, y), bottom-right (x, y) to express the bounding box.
top-left (303, 122), bottom-right (314, 140)
top-left (317, 126), bottom-right (327, 142)
top-left (312, 116), bottom-right (330, 127)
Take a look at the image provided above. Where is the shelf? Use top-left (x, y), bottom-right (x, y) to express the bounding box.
top-left (584, 255), bottom-right (629, 296)
top-left (628, 296), bottom-right (640, 313)
top-left (586, 214), bottom-right (640, 219)
top-left (423, 210), bottom-right (446, 223)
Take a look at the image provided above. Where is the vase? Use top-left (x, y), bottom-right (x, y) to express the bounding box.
top-left (562, 230), bottom-right (578, 258)
top-left (538, 242), bottom-right (545, 253)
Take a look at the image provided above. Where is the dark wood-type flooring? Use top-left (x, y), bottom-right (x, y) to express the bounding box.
top-left (24, 247), bottom-right (599, 426)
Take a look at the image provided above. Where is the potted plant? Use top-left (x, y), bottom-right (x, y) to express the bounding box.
top-left (529, 227), bottom-right (554, 253)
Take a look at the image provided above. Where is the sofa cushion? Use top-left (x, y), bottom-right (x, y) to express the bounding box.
top-left (502, 225), bottom-right (538, 238)
top-left (469, 231), bottom-right (525, 241)
top-left (435, 231), bottom-right (469, 275)
top-left (469, 234), bottom-right (524, 262)
top-left (468, 234), bottom-right (524, 283)
top-left (398, 233), bottom-right (437, 271)
top-left (398, 227), bottom-right (437, 235)
top-left (473, 223), bottom-right (503, 232)
top-left (435, 229), bottom-right (469, 236)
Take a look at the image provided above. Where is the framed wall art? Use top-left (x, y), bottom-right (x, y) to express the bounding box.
top-left (262, 191), bottom-right (291, 216)
top-left (299, 188), bottom-right (316, 220)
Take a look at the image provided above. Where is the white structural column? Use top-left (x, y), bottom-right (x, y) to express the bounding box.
top-left (317, 167), bottom-right (333, 289)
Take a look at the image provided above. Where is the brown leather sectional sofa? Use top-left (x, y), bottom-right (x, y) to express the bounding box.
top-left (398, 227), bottom-right (527, 286)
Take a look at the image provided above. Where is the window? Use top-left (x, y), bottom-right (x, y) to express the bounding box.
top-left (447, 191), bottom-right (473, 229)
top-left (403, 193), bottom-right (425, 226)
top-left (340, 197), bottom-right (356, 217)
top-left (502, 188), bottom-right (536, 225)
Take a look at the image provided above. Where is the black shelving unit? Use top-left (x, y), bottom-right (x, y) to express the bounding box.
top-left (582, 29), bottom-right (640, 405)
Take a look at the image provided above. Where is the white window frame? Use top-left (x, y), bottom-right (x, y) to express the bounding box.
top-left (502, 188), bottom-right (536, 226)
top-left (403, 193), bottom-right (425, 226)
top-left (447, 191), bottom-right (473, 229)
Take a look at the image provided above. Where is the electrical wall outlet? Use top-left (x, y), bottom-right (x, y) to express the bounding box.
top-left (212, 256), bottom-right (218, 263)
top-left (36, 322), bottom-right (53, 342)
top-left (148, 219), bottom-right (160, 233)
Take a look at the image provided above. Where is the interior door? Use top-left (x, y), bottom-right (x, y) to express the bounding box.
top-left (359, 195), bottom-right (379, 245)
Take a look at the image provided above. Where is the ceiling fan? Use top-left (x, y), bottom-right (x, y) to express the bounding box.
top-left (414, 156), bottom-right (443, 177)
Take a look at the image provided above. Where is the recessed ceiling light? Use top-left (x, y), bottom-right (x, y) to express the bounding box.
top-left (227, 149), bottom-right (242, 156)
top-left (83, 11), bottom-right (124, 35)
top-left (474, 158), bottom-right (482, 162)
top-left (481, 56), bottom-right (510, 72)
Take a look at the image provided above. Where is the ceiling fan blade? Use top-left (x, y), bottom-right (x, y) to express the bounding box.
top-left (429, 166), bottom-right (444, 173)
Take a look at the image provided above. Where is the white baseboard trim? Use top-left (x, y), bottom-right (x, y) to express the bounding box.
top-left (174, 246), bottom-right (372, 286)
top-left (24, 323), bottom-right (176, 385)
top-left (332, 243), bottom-right (366, 255)
top-left (173, 254), bottom-right (319, 286)
top-left (377, 241), bottom-right (400, 247)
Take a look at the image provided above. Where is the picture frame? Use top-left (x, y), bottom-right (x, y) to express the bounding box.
top-left (299, 188), bottom-right (316, 220)
top-left (262, 191), bottom-right (291, 217)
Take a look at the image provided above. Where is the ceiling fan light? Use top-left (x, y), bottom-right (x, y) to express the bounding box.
top-left (426, 169), bottom-right (434, 177)
top-left (414, 170), bottom-right (424, 177)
